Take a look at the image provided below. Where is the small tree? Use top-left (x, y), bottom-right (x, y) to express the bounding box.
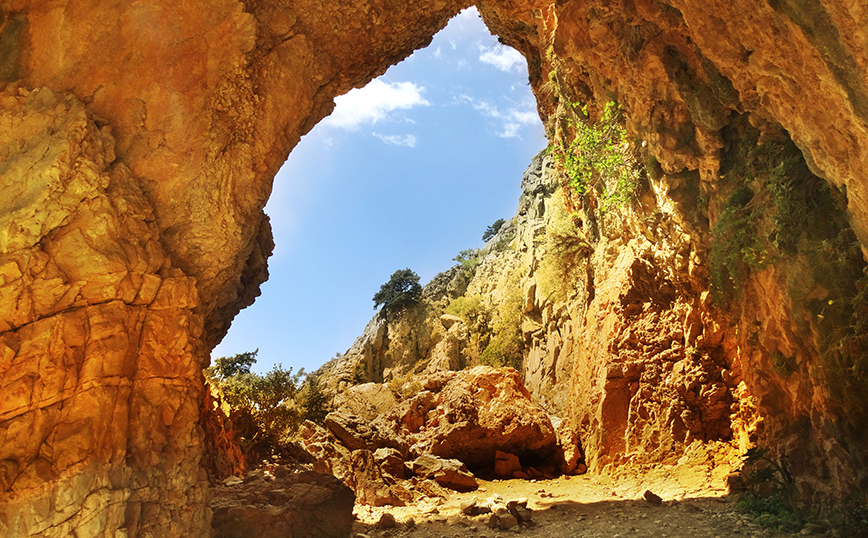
top-left (207, 352), bottom-right (304, 457)
top-left (210, 349), bottom-right (258, 379)
top-left (300, 376), bottom-right (330, 424)
top-left (482, 218), bottom-right (506, 242)
top-left (373, 268), bottom-right (423, 311)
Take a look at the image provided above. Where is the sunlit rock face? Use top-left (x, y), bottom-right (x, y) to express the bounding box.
top-left (2, 0), bottom-right (868, 535)
top-left (475, 0), bottom-right (868, 501)
top-left (0, 1), bottom-right (468, 536)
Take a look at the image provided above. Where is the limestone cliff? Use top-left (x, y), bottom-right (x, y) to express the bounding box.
top-left (2, 0), bottom-right (868, 536)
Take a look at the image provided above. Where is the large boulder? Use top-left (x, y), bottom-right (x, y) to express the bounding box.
top-left (410, 366), bottom-right (557, 470)
top-left (211, 471), bottom-right (354, 538)
top-left (324, 411), bottom-right (408, 456)
top-left (346, 450), bottom-right (410, 507)
top-left (410, 454), bottom-right (478, 492)
top-left (331, 383), bottom-right (399, 421)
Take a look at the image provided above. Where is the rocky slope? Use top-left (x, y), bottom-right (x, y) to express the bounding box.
top-left (2, 0), bottom-right (868, 536)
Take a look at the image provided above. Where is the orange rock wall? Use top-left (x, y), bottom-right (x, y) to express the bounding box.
top-left (1, 1), bottom-right (469, 536)
top-left (2, 0), bottom-right (868, 535)
top-left (476, 0), bottom-right (868, 500)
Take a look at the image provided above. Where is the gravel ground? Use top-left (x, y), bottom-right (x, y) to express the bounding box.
top-left (351, 474), bottom-right (806, 538)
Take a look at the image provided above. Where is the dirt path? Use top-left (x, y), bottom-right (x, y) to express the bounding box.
top-left (351, 474), bottom-right (802, 538)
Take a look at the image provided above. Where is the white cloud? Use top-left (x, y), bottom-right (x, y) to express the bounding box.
top-left (451, 7), bottom-right (482, 29)
top-left (433, 46), bottom-right (442, 59)
top-left (322, 80), bottom-right (430, 130)
top-left (372, 132), bottom-right (418, 148)
top-left (479, 45), bottom-right (526, 73)
top-left (457, 94), bottom-right (539, 139)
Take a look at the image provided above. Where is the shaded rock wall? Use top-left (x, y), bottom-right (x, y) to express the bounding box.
top-left (3, 0), bottom-right (868, 535)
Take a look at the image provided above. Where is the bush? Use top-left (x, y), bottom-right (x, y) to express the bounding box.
top-left (735, 447), bottom-right (800, 532)
top-left (453, 249), bottom-right (480, 278)
top-left (710, 129), bottom-right (844, 304)
top-left (480, 274), bottom-right (524, 371)
top-left (373, 268), bottom-right (423, 312)
top-left (207, 352), bottom-right (304, 457)
top-left (537, 189), bottom-right (591, 304)
top-left (446, 295), bottom-right (485, 322)
top-left (299, 376), bottom-right (330, 424)
top-left (550, 101), bottom-right (641, 210)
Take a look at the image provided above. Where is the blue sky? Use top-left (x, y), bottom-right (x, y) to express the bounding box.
top-left (212, 8), bottom-right (546, 374)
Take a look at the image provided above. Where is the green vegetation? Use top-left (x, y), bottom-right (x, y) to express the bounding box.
top-left (537, 189), bottom-right (591, 304)
top-left (480, 273), bottom-right (524, 370)
top-left (373, 268), bottom-right (423, 312)
top-left (446, 294), bottom-right (485, 323)
top-left (809, 238), bottom-right (868, 435)
top-left (709, 126), bottom-right (868, 437)
top-left (482, 218), bottom-right (506, 242)
top-left (206, 350), bottom-right (305, 457)
top-left (453, 248), bottom-right (480, 278)
top-left (771, 351), bottom-right (796, 377)
top-left (710, 131), bottom-right (845, 304)
top-left (298, 376), bottom-right (330, 424)
top-left (211, 350), bottom-right (257, 378)
top-left (549, 101), bottom-right (641, 210)
top-left (735, 447), bottom-right (801, 532)
top-left (736, 447), bottom-right (868, 536)
top-left (445, 294), bottom-right (489, 366)
top-left (387, 374), bottom-right (423, 399)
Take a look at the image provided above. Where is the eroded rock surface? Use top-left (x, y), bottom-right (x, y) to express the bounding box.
top-left (211, 470), bottom-right (354, 538)
top-left (4, 0), bottom-right (868, 535)
top-left (301, 367), bottom-right (556, 504)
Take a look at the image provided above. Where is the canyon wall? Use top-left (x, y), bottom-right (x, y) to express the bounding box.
top-left (0, 1), bottom-right (470, 536)
top-left (2, 0), bottom-right (868, 536)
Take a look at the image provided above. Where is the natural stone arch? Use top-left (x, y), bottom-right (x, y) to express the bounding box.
top-left (2, 0), bottom-right (868, 536)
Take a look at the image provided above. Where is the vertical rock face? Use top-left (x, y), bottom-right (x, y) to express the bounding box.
top-left (1, 1), bottom-right (469, 536)
top-left (3, 0), bottom-right (868, 536)
top-left (0, 86), bottom-right (209, 537)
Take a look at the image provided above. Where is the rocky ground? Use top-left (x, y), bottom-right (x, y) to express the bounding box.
top-left (351, 474), bottom-right (803, 538)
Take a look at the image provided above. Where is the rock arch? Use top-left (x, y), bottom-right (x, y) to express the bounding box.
top-left (2, 0), bottom-right (868, 535)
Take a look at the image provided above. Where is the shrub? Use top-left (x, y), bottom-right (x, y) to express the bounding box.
top-left (373, 268), bottom-right (423, 312)
top-left (550, 101), bottom-right (641, 210)
top-left (446, 295), bottom-right (485, 323)
top-left (453, 249), bottom-right (480, 278)
top-left (480, 274), bottom-right (524, 371)
top-left (736, 447), bottom-right (800, 532)
top-left (537, 189), bottom-right (591, 304)
top-left (710, 129), bottom-right (849, 305)
top-left (299, 376), bottom-right (330, 424)
top-left (207, 352), bottom-right (304, 457)
top-left (482, 218), bottom-right (506, 242)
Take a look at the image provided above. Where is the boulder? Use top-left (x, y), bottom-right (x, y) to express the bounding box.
top-left (211, 471), bottom-right (354, 538)
top-left (410, 454), bottom-right (478, 492)
top-left (440, 314), bottom-right (463, 330)
top-left (347, 450), bottom-right (407, 507)
top-left (411, 366), bottom-right (557, 469)
top-left (494, 450), bottom-right (522, 478)
top-left (324, 411), bottom-right (408, 455)
top-left (374, 447), bottom-right (406, 480)
top-left (395, 390), bottom-right (437, 433)
top-left (299, 421), bottom-right (353, 483)
top-left (332, 383), bottom-right (399, 421)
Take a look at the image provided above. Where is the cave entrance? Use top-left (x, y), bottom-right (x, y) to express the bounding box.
top-left (213, 7), bottom-right (546, 375)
